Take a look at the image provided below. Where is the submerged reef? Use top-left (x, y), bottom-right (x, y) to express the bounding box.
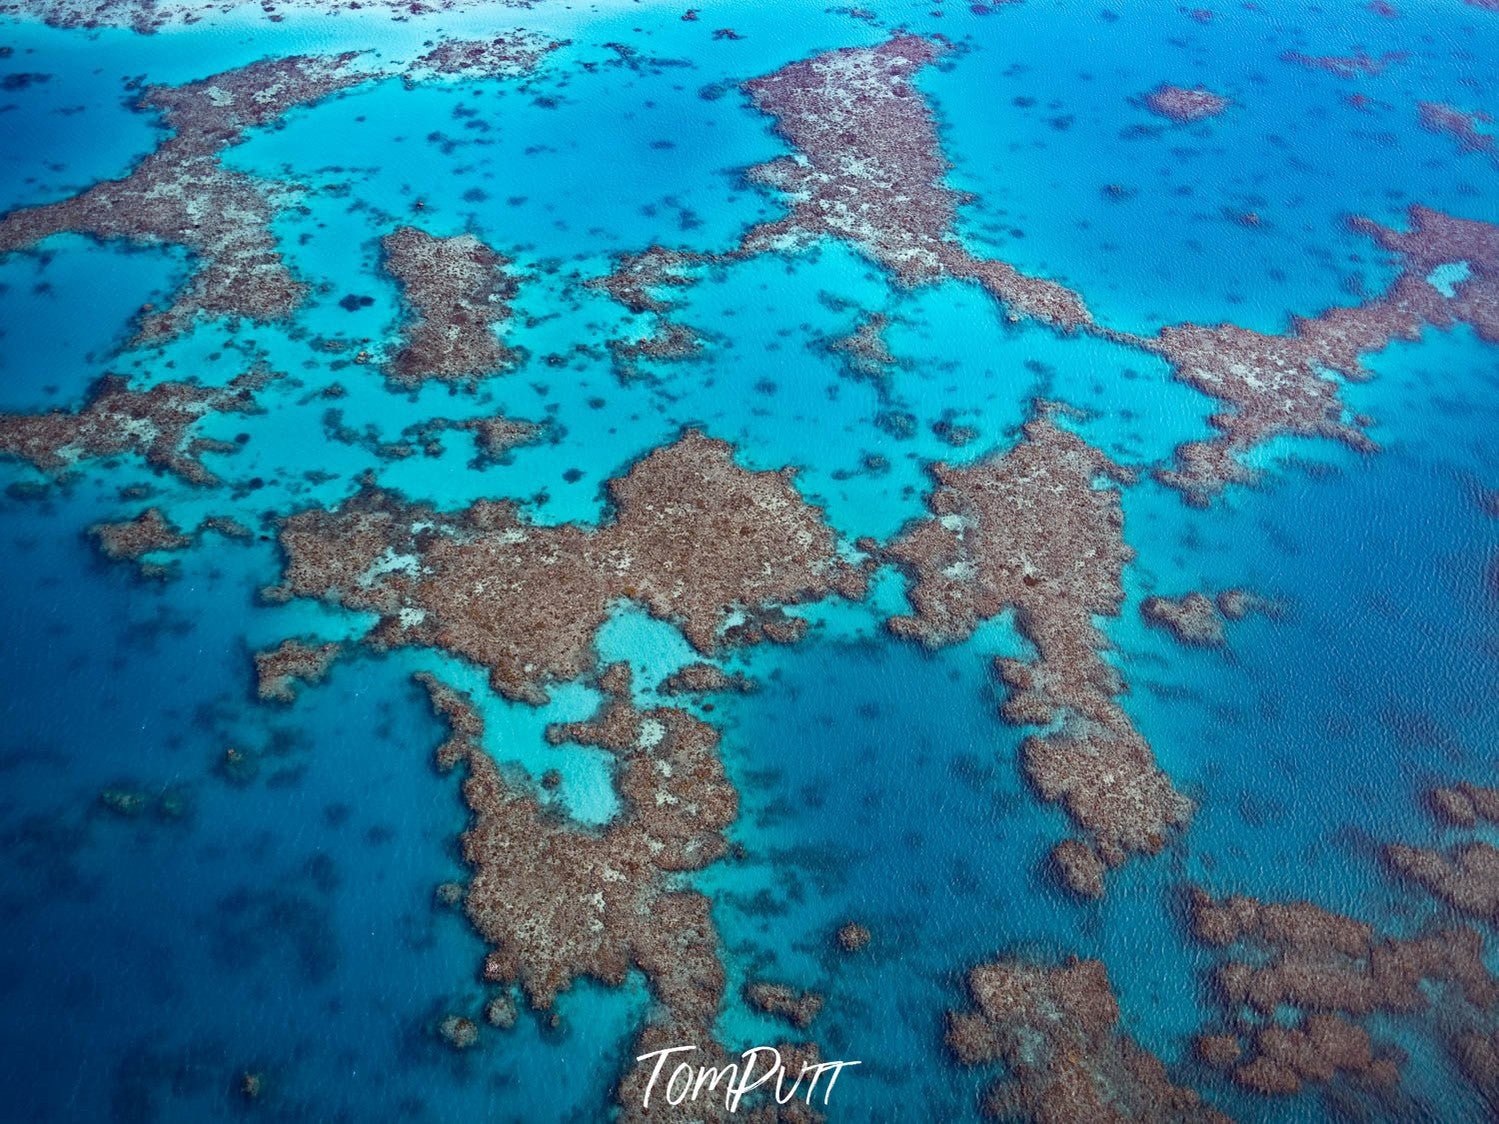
top-left (946, 955), bottom-right (1228, 1122)
top-left (1428, 783), bottom-right (1499, 828)
top-left (254, 638), bottom-right (343, 703)
top-left (1280, 50), bottom-right (1404, 77)
top-left (1140, 590), bottom-right (1272, 647)
top-left (405, 33), bottom-right (564, 83)
top-left (266, 430), bottom-right (864, 703)
top-left (0, 369), bottom-right (276, 485)
top-left (1418, 101), bottom-right (1495, 155)
top-left (1186, 887), bottom-right (1496, 1099)
top-left (745, 982), bottom-right (824, 1030)
top-left (0, 0), bottom-right (493, 32)
top-left (88, 508), bottom-right (191, 575)
top-left (1385, 784), bottom-right (1499, 924)
top-left (1141, 84), bottom-right (1231, 123)
top-left (881, 405), bottom-right (1191, 896)
top-left (660, 662), bottom-right (756, 695)
top-left (380, 227), bottom-right (520, 386)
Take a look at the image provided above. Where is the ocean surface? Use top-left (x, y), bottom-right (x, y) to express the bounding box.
top-left (0, 1), bottom-right (1496, 1121)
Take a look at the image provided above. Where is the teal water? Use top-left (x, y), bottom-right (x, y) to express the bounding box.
top-left (1, 1), bottom-right (1496, 1121)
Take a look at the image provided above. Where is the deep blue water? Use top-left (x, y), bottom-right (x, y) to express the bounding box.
top-left (0, 1), bottom-right (1496, 1121)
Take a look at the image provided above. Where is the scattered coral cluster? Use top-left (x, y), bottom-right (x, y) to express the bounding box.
top-left (1386, 782), bottom-right (1499, 924)
top-left (254, 638), bottom-right (344, 703)
top-left (0, 42), bottom-right (558, 344)
top-left (1186, 886), bottom-right (1496, 1098)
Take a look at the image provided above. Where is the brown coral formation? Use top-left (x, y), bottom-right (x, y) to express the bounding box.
top-left (1050, 837), bottom-right (1108, 900)
top-left (1418, 101), bottom-right (1495, 155)
top-left (1385, 782), bottom-right (1499, 924)
top-left (1146, 206), bottom-right (1499, 503)
top-left (0, 369), bottom-right (275, 485)
top-left (1280, 50), bottom-right (1404, 78)
top-left (590, 40), bottom-right (1499, 505)
top-left (1384, 842), bottom-right (1499, 924)
top-left (590, 37), bottom-right (1097, 349)
top-left (745, 982), bottom-right (824, 1029)
top-left (884, 405), bottom-right (1191, 894)
top-left (1142, 84), bottom-right (1230, 124)
top-left (0, 55), bottom-right (371, 342)
top-left (406, 34), bottom-right (563, 83)
top-left (836, 922), bottom-right (870, 952)
top-left (267, 430), bottom-right (863, 703)
top-left (825, 312), bottom-right (896, 380)
top-left (1185, 887), bottom-right (1497, 1096)
top-left (0, 0), bottom-right (492, 32)
top-left (1427, 782), bottom-right (1499, 828)
top-left (1141, 592), bottom-right (1226, 647)
top-left (945, 955), bottom-right (1228, 1122)
top-left (737, 36), bottom-right (1095, 332)
top-left (457, 413), bottom-right (544, 460)
top-left (88, 508), bottom-right (191, 564)
top-left (254, 638), bottom-right (342, 703)
top-left (590, 245), bottom-right (701, 315)
top-left (660, 663), bottom-right (755, 695)
top-left (381, 227), bottom-right (520, 385)
top-left (414, 667), bottom-right (808, 1122)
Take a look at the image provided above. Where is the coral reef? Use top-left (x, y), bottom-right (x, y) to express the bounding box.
top-left (0, 0), bottom-right (515, 32)
top-left (1418, 101), bottom-right (1495, 155)
top-left (738, 36), bottom-right (1094, 332)
top-left (0, 55), bottom-right (370, 342)
top-left (1185, 887), bottom-right (1497, 1096)
top-left (457, 413), bottom-right (545, 461)
top-left (88, 508), bottom-right (191, 574)
top-left (381, 227), bottom-right (520, 385)
top-left (946, 955), bottom-right (1228, 1122)
top-left (267, 430), bottom-right (863, 703)
top-left (1428, 783), bottom-right (1499, 828)
top-left (406, 34), bottom-right (564, 83)
top-left (589, 36), bottom-right (1097, 349)
top-left (1141, 84), bottom-right (1230, 123)
top-left (254, 638), bottom-right (342, 703)
top-left (1140, 589), bottom-right (1275, 648)
top-left (745, 982), bottom-right (824, 1030)
top-left (0, 369), bottom-right (276, 485)
top-left (836, 922), bottom-right (871, 952)
top-left (1141, 592), bottom-right (1226, 647)
top-left (1384, 842), bottom-right (1499, 924)
top-left (659, 663), bottom-right (756, 695)
top-left (415, 667), bottom-right (813, 1121)
top-left (1280, 50), bottom-right (1404, 77)
top-left (1146, 206), bottom-right (1499, 503)
top-left (883, 404), bottom-right (1191, 894)
top-left (437, 1014), bottom-right (478, 1050)
top-left (825, 312), bottom-right (896, 381)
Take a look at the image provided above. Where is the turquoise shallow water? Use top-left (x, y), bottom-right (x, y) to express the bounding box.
top-left (0, 1), bottom-right (1497, 1121)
